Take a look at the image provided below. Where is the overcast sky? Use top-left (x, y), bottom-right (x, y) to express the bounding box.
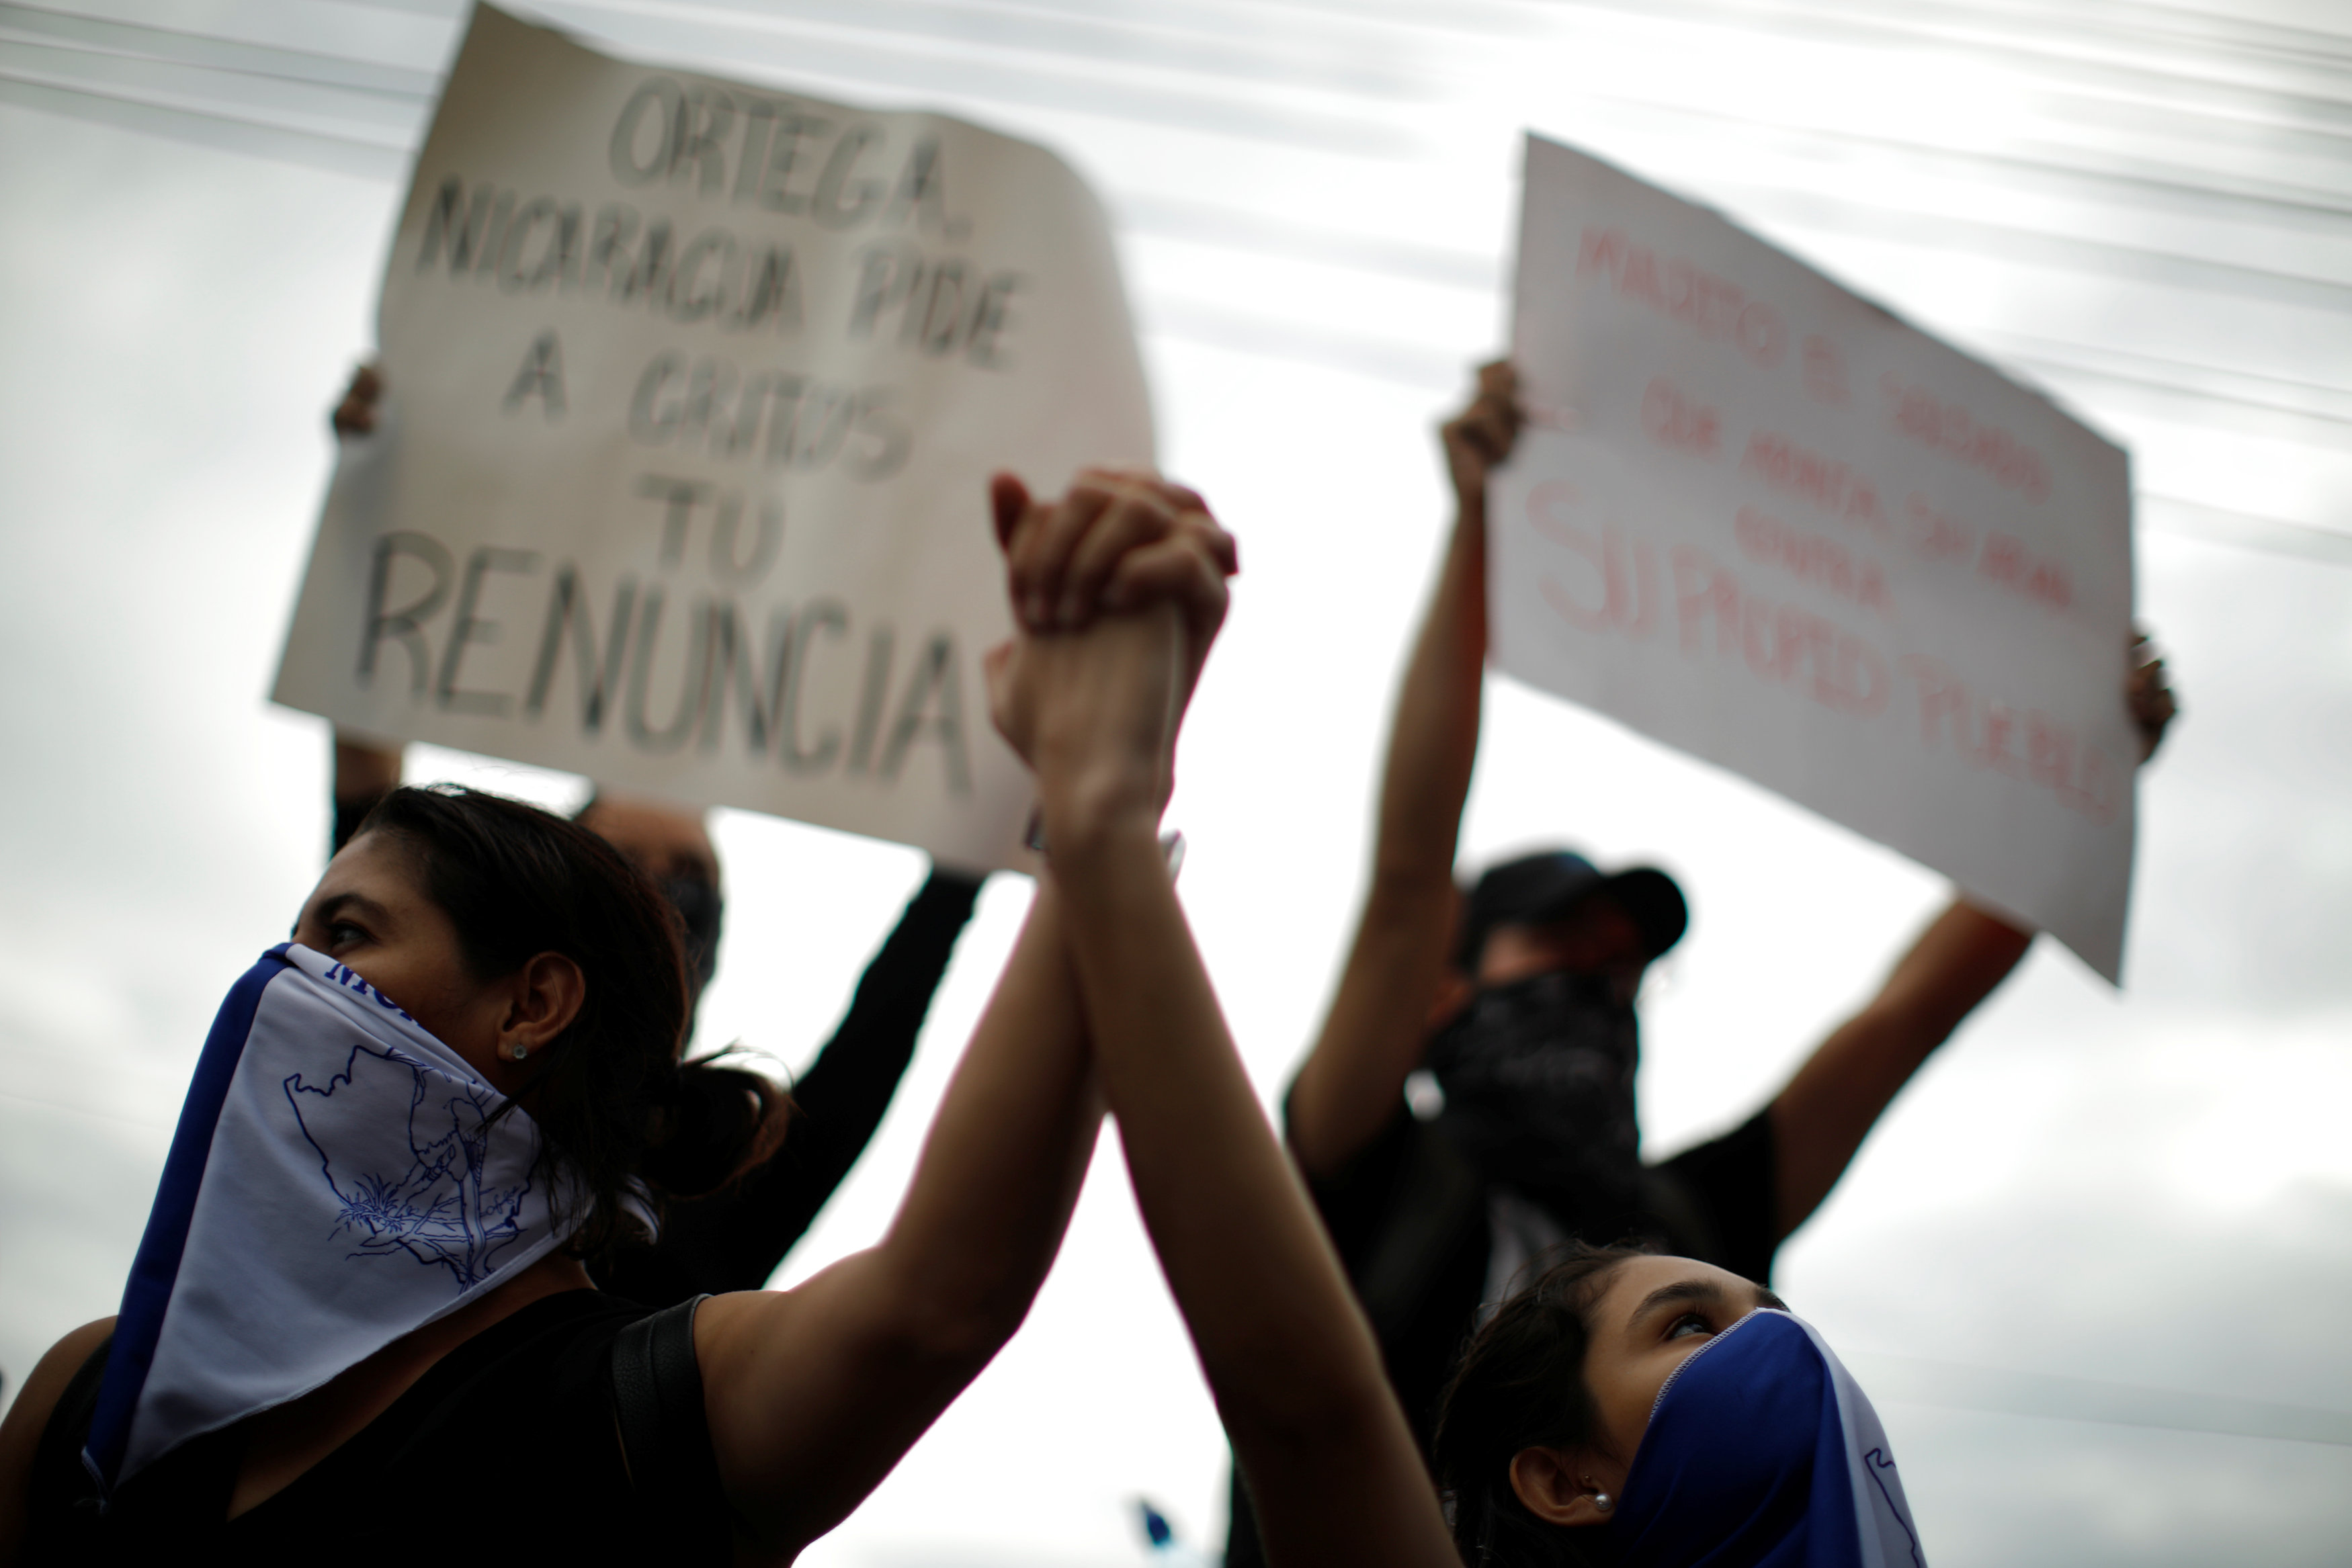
top-left (3, 1), bottom-right (2350, 1563)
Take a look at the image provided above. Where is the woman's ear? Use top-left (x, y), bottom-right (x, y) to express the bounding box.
top-left (496, 952), bottom-right (586, 1063)
top-left (1508, 1446), bottom-right (1619, 1530)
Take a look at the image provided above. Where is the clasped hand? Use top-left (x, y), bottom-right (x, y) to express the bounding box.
top-left (983, 470), bottom-right (1238, 850)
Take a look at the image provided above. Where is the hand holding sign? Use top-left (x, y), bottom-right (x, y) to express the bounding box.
top-left (2126, 632), bottom-right (2178, 763)
top-left (1492, 134), bottom-right (2143, 979)
top-left (1441, 361), bottom-right (1528, 519)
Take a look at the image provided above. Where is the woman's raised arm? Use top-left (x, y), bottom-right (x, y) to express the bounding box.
top-left (989, 482), bottom-right (1459, 1568)
top-left (1288, 360), bottom-right (1523, 1178)
top-left (686, 481), bottom-right (1129, 1561)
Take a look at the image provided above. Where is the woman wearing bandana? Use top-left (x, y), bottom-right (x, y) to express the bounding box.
top-left (5, 410), bottom-right (1929, 1568)
top-left (0, 470), bottom-right (1236, 1564)
top-left (324, 365), bottom-right (989, 1310)
top-left (1225, 361), bottom-right (2177, 1565)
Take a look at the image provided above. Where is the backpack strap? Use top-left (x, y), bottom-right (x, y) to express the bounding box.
top-left (610, 1295), bottom-right (730, 1555)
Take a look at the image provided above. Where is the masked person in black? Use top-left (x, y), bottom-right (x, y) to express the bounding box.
top-left (1222, 361), bottom-right (2177, 1567)
top-left (326, 368), bottom-right (983, 1309)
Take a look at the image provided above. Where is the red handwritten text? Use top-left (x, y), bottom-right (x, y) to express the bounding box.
top-left (1738, 432), bottom-right (1889, 535)
top-left (1900, 655), bottom-right (2118, 822)
top-left (1641, 376), bottom-right (1720, 458)
top-left (1530, 492), bottom-right (1661, 638)
top-left (1802, 334), bottom-right (1848, 406)
top-left (1734, 506), bottom-right (1892, 616)
top-left (1880, 374), bottom-right (2051, 502)
top-left (1905, 492), bottom-right (1973, 562)
top-left (1578, 227), bottom-right (1787, 369)
top-left (1977, 530), bottom-right (2073, 611)
top-left (1671, 546), bottom-right (1889, 716)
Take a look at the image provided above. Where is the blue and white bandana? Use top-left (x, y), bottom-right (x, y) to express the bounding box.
top-left (84, 943), bottom-right (581, 1492)
top-left (1607, 1309), bottom-right (1925, 1568)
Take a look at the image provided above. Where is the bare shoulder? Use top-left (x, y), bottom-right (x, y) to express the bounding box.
top-left (1, 1317), bottom-right (117, 1563)
top-left (692, 1283), bottom-right (800, 1360)
top-left (3, 1317), bottom-right (114, 1446)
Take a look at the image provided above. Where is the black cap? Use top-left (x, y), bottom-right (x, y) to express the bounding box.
top-left (1456, 849), bottom-right (1688, 969)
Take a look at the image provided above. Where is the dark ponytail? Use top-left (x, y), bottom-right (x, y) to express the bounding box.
top-left (639, 1048), bottom-right (790, 1199)
top-left (356, 785), bottom-right (788, 1253)
top-left (1431, 1242), bottom-right (1650, 1568)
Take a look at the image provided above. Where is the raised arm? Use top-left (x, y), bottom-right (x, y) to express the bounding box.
top-left (1767, 900), bottom-right (2031, 1233)
top-left (327, 365), bottom-right (404, 856)
top-left (331, 734), bottom-right (403, 854)
top-left (1769, 633), bottom-right (2180, 1235)
top-left (1288, 361), bottom-right (1523, 1178)
top-left (990, 476), bottom-right (1456, 1568)
top-left (687, 476), bottom-right (1201, 1561)
top-left (694, 871), bottom-right (1098, 1559)
top-left (642, 869), bottom-right (986, 1297)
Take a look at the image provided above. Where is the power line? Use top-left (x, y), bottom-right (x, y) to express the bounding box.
top-left (1984, 330), bottom-right (2352, 412)
top-left (1843, 1348), bottom-right (2352, 1447)
top-left (15, 52), bottom-right (2352, 462)
top-left (1564, 88), bottom-right (2352, 234)
top-left (1716, 179), bottom-right (2352, 314)
top-left (17, 13), bottom-right (2352, 314)
top-left (2138, 494), bottom-right (2352, 566)
top-left (509, 0), bottom-right (1432, 155)
top-left (546, 0), bottom-right (1445, 102)
top-left (0, 1), bottom-right (435, 95)
top-left (0, 65), bottom-right (408, 177)
top-left (48, 2), bottom-right (2352, 245)
top-left (9, 1), bottom-right (2349, 572)
top-left (1546, 0), bottom-right (2352, 135)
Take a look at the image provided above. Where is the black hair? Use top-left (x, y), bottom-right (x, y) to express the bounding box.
top-left (356, 785), bottom-right (788, 1254)
top-left (1431, 1242), bottom-right (1654, 1568)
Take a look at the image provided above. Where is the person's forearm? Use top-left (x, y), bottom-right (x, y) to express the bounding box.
top-left (1879, 898), bottom-right (2033, 1033)
top-left (1286, 511), bottom-right (1484, 1175)
top-left (869, 880), bottom-right (1098, 1342)
top-left (697, 883), bottom-right (1101, 1553)
top-left (333, 733), bottom-right (401, 802)
top-left (1377, 503), bottom-right (1485, 884)
top-left (1048, 821), bottom-right (1454, 1567)
top-left (1771, 898), bottom-right (2032, 1233)
top-left (331, 734), bottom-right (403, 855)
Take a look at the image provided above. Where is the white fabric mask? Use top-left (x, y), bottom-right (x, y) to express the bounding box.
top-left (85, 943), bottom-right (581, 1493)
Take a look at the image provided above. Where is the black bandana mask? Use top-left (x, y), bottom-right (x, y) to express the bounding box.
top-left (1423, 969), bottom-right (1644, 1236)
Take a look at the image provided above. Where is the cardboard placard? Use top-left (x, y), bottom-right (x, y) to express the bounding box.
top-left (274, 4), bottom-right (1153, 869)
top-left (1494, 133), bottom-right (2137, 979)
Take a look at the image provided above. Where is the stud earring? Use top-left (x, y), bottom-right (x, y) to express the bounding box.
top-left (509, 1042), bottom-right (530, 1062)
top-left (1592, 1493), bottom-right (1613, 1514)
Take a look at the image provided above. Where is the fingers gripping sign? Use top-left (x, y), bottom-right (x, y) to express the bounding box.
top-left (332, 364), bottom-right (384, 439)
top-left (1441, 359), bottom-right (1527, 513)
top-left (2127, 629), bottom-right (2178, 764)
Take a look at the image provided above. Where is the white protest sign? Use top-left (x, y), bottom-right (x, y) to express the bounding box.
top-left (1493, 134), bottom-right (2138, 979)
top-left (274, 3), bottom-right (1152, 870)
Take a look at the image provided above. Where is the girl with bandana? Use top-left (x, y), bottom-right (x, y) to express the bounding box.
top-left (0, 469), bottom-right (1235, 1565)
top-left (990, 461), bottom-right (1929, 1567)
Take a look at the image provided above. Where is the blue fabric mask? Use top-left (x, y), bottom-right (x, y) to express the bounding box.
top-left (1606, 1309), bottom-right (1926, 1568)
top-left (84, 944), bottom-right (581, 1495)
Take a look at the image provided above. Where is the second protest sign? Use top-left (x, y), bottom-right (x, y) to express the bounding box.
top-left (1493, 133), bottom-right (2139, 979)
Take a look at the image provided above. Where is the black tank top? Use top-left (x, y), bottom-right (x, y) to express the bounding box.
top-left (22, 1291), bottom-right (731, 1566)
